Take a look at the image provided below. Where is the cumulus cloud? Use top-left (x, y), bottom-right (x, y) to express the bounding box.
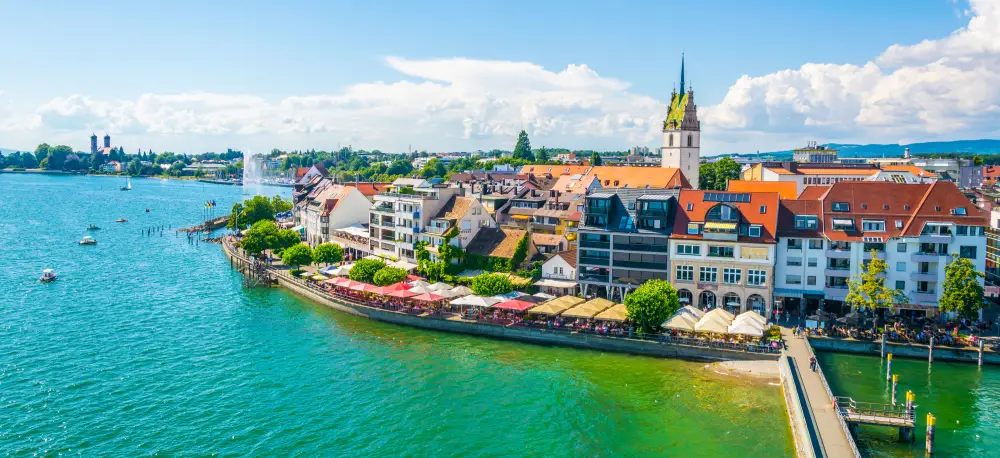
top-left (21, 57), bottom-right (663, 151)
top-left (703, 0), bottom-right (1000, 148)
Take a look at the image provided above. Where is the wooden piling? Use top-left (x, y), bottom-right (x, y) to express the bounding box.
top-left (929, 337), bottom-right (934, 363)
top-left (891, 374), bottom-right (898, 406)
top-left (887, 353), bottom-right (893, 381)
top-left (926, 413), bottom-right (935, 454)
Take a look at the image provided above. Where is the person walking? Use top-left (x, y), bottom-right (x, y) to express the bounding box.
top-left (809, 356), bottom-right (818, 372)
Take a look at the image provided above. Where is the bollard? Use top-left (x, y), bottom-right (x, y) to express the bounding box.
top-left (979, 340), bottom-right (984, 367)
top-left (891, 374), bottom-right (898, 406)
top-left (929, 337), bottom-right (934, 363)
top-left (887, 353), bottom-right (893, 381)
top-left (926, 413), bottom-right (935, 454)
top-left (881, 332), bottom-right (887, 359)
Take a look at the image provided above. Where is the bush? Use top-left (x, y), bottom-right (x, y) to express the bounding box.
top-left (350, 259), bottom-right (386, 283)
top-left (624, 279), bottom-right (680, 333)
top-left (289, 268), bottom-right (304, 277)
top-left (313, 243), bottom-right (344, 265)
top-left (510, 232), bottom-right (529, 269)
top-left (766, 325), bottom-right (782, 340)
top-left (471, 273), bottom-right (513, 296)
top-left (373, 267), bottom-right (407, 286)
top-left (281, 244), bottom-right (313, 268)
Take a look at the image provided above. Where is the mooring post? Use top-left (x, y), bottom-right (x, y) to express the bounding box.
top-left (926, 413), bottom-right (935, 454)
top-left (929, 337), bottom-right (934, 364)
top-left (881, 332), bottom-right (887, 359)
top-left (887, 353), bottom-right (893, 381)
top-left (891, 373), bottom-right (898, 406)
top-left (979, 339), bottom-right (984, 367)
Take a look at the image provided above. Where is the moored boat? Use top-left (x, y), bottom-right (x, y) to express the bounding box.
top-left (115, 218), bottom-right (128, 223)
top-left (87, 224), bottom-right (101, 230)
top-left (39, 268), bottom-right (57, 282)
top-left (79, 236), bottom-right (97, 245)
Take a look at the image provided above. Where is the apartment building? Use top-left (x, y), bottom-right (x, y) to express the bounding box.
top-left (295, 179), bottom-right (373, 246)
top-left (743, 162), bottom-right (937, 194)
top-left (420, 195), bottom-right (496, 261)
top-left (668, 191), bottom-right (780, 316)
top-left (576, 189), bottom-right (679, 301)
top-left (369, 178), bottom-right (461, 262)
top-left (777, 181), bottom-right (988, 317)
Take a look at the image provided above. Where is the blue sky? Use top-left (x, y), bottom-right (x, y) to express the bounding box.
top-left (0, 0), bottom-right (994, 155)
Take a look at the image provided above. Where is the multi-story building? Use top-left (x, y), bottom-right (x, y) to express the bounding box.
top-left (777, 181), bottom-right (988, 318)
top-left (419, 195), bottom-right (496, 261)
top-left (369, 178), bottom-right (461, 262)
top-left (297, 179), bottom-right (373, 246)
top-left (743, 162), bottom-right (937, 194)
top-left (576, 189), bottom-right (679, 301)
top-left (774, 199), bottom-right (827, 316)
top-left (793, 142), bottom-right (838, 163)
top-left (668, 190), bottom-right (780, 316)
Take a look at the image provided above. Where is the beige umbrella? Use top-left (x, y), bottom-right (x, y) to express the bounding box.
top-left (427, 282), bottom-right (452, 291)
top-left (449, 285), bottom-right (474, 296)
top-left (695, 314), bottom-right (731, 333)
top-left (662, 313), bottom-right (697, 331)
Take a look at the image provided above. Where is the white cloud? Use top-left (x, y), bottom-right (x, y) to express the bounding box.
top-left (703, 0), bottom-right (1000, 150)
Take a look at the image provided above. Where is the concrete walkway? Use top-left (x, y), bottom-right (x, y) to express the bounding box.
top-left (782, 327), bottom-right (857, 458)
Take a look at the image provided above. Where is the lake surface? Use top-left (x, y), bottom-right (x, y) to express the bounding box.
top-left (819, 351), bottom-right (1000, 457)
top-left (0, 174), bottom-right (793, 456)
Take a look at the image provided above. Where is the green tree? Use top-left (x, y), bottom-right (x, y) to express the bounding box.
top-left (349, 259), bottom-right (386, 283)
top-left (46, 145), bottom-right (73, 170)
top-left (471, 273), bottom-right (513, 296)
top-left (240, 220), bottom-right (279, 255)
top-left (21, 154), bottom-right (38, 169)
top-left (845, 250), bottom-right (908, 313)
top-left (388, 160), bottom-right (414, 176)
top-left (699, 162), bottom-right (717, 190)
top-left (281, 244), bottom-right (313, 268)
top-left (713, 157), bottom-right (742, 190)
top-left (419, 158), bottom-right (447, 178)
top-left (63, 155), bottom-right (83, 171)
top-left (39, 158), bottom-right (49, 169)
top-left (624, 279), bottom-right (680, 333)
top-left (513, 130), bottom-right (533, 161)
top-left (272, 229), bottom-right (302, 255)
top-left (590, 152), bottom-right (602, 166)
top-left (91, 149), bottom-right (106, 170)
top-left (313, 243), bottom-right (344, 265)
top-left (535, 146), bottom-right (549, 162)
top-left (127, 158), bottom-right (143, 176)
top-left (34, 143), bottom-right (50, 164)
top-left (271, 195), bottom-right (293, 213)
top-left (939, 254), bottom-right (985, 319)
top-left (372, 267), bottom-right (407, 286)
top-left (510, 232), bottom-right (529, 269)
top-left (230, 195), bottom-right (276, 229)
top-left (974, 155), bottom-right (985, 166)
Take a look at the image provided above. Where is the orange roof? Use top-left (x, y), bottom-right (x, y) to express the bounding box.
top-left (295, 167), bottom-right (310, 178)
top-left (344, 182), bottom-right (391, 197)
top-left (551, 174), bottom-right (597, 194)
top-left (519, 165), bottom-right (591, 177)
top-left (881, 165), bottom-right (937, 178)
top-left (585, 166), bottom-right (689, 189)
top-left (726, 180), bottom-right (797, 199)
top-left (671, 190), bottom-right (780, 243)
top-left (797, 186), bottom-right (830, 200)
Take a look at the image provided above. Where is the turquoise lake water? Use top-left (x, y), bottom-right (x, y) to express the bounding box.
top-left (0, 174), bottom-right (793, 456)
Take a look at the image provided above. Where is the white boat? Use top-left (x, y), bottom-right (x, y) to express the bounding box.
top-left (79, 236), bottom-right (97, 245)
top-left (39, 268), bottom-right (57, 282)
top-left (121, 176), bottom-right (132, 191)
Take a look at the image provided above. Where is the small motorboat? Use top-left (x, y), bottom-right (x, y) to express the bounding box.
top-left (79, 236), bottom-right (97, 245)
top-left (87, 224), bottom-right (101, 231)
top-left (145, 208), bottom-right (150, 213)
top-left (39, 268), bottom-right (57, 282)
top-left (115, 218), bottom-right (128, 223)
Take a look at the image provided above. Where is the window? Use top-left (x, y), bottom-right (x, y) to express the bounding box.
top-left (896, 262), bottom-right (906, 272)
top-left (723, 268), bottom-right (742, 285)
top-left (747, 269), bottom-right (767, 286)
top-left (708, 246), bottom-right (734, 258)
top-left (832, 202), bottom-right (850, 212)
top-left (809, 239), bottom-right (823, 249)
top-left (741, 247), bottom-right (769, 260)
top-left (832, 218), bottom-right (855, 231)
top-left (953, 207), bottom-right (967, 215)
top-left (786, 275), bottom-right (802, 285)
top-left (687, 223), bottom-right (700, 235)
top-left (808, 257), bottom-right (818, 267)
top-left (676, 265), bottom-right (694, 282)
top-left (794, 216), bottom-right (818, 229)
top-left (686, 203), bottom-right (693, 211)
top-left (748, 225), bottom-right (761, 237)
top-left (957, 225), bottom-right (968, 236)
top-left (895, 280), bottom-right (906, 290)
top-left (895, 220), bottom-right (903, 229)
top-left (699, 267), bottom-right (718, 283)
top-left (676, 244), bottom-right (701, 255)
top-left (807, 276), bottom-right (817, 286)
top-left (863, 242), bottom-right (885, 252)
top-left (687, 134), bottom-right (693, 147)
top-left (897, 243), bottom-right (907, 253)
top-left (787, 239), bottom-right (803, 250)
top-left (627, 202), bottom-right (635, 210)
top-left (759, 205), bottom-right (767, 214)
top-left (862, 220), bottom-right (886, 232)
top-left (787, 257), bottom-right (802, 267)
top-left (961, 246), bottom-right (978, 258)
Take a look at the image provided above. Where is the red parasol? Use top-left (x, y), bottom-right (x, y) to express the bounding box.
top-left (405, 274), bottom-right (425, 282)
top-left (386, 289), bottom-right (418, 298)
top-left (410, 292), bottom-right (446, 302)
top-left (381, 282), bottom-right (412, 293)
top-left (349, 282), bottom-right (372, 292)
top-left (493, 299), bottom-right (536, 311)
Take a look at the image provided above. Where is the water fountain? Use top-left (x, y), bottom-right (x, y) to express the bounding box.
top-left (242, 150), bottom-right (265, 197)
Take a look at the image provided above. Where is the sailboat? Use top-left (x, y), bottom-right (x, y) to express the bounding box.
top-left (120, 175), bottom-right (132, 191)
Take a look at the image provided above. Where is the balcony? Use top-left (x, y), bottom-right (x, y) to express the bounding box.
top-left (638, 208), bottom-right (667, 217)
top-left (613, 243), bottom-right (667, 253)
top-left (379, 192), bottom-right (437, 200)
top-left (825, 248), bottom-right (851, 259)
top-left (910, 290), bottom-right (937, 304)
top-left (863, 250), bottom-right (885, 260)
top-left (911, 252), bottom-right (944, 262)
top-left (919, 233), bottom-right (952, 244)
top-left (579, 240), bottom-right (611, 249)
top-left (579, 272), bottom-right (609, 283)
top-left (579, 256), bottom-right (610, 266)
top-left (372, 203), bottom-right (394, 214)
top-left (824, 267), bottom-right (851, 277)
top-left (425, 225), bottom-right (450, 235)
top-left (612, 259), bottom-right (667, 270)
top-left (824, 285), bottom-right (849, 300)
top-left (910, 271), bottom-right (938, 282)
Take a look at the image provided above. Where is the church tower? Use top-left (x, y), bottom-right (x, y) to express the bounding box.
top-left (660, 55), bottom-right (701, 189)
top-left (91, 133), bottom-right (98, 155)
top-left (103, 133), bottom-right (111, 148)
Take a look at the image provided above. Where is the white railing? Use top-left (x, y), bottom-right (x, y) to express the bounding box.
top-left (804, 336), bottom-right (861, 458)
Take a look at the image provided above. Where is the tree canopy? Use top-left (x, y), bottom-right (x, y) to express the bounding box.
top-left (281, 244), bottom-right (313, 268)
top-left (845, 250), bottom-right (908, 311)
top-left (939, 254), bottom-right (985, 319)
top-left (272, 229), bottom-right (302, 255)
top-left (513, 130), bottom-right (533, 161)
top-left (313, 243), bottom-right (344, 265)
top-left (535, 146), bottom-right (548, 162)
top-left (228, 195), bottom-right (290, 230)
top-left (372, 267), bottom-right (407, 286)
top-left (240, 220), bottom-right (279, 255)
top-left (590, 152), bottom-right (602, 166)
top-left (698, 157), bottom-right (742, 190)
top-left (471, 273), bottom-right (513, 296)
top-left (624, 279), bottom-right (679, 333)
top-left (349, 259), bottom-right (386, 283)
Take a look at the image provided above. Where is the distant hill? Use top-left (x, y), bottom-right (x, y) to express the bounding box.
top-left (754, 139), bottom-right (1000, 159)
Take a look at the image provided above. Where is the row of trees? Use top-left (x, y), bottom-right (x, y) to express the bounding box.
top-left (227, 195), bottom-right (293, 231)
top-left (698, 157), bottom-right (742, 190)
top-left (348, 258), bottom-right (407, 286)
top-left (0, 144), bottom-right (244, 176)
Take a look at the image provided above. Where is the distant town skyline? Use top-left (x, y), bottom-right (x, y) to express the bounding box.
top-left (0, 0), bottom-right (996, 155)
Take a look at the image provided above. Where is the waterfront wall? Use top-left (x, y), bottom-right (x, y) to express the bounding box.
top-left (778, 356), bottom-right (817, 458)
top-left (810, 337), bottom-right (999, 365)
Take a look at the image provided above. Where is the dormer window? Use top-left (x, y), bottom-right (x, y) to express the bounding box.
top-left (759, 205), bottom-right (766, 214)
top-left (706, 204), bottom-right (739, 222)
top-left (862, 219), bottom-right (885, 232)
top-left (687, 203), bottom-right (693, 211)
top-left (832, 218), bottom-right (855, 231)
top-left (935, 206), bottom-right (941, 211)
top-left (832, 202), bottom-right (850, 212)
top-left (952, 207), bottom-right (967, 215)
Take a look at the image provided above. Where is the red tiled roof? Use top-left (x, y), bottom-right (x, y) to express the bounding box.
top-left (797, 186), bottom-right (830, 200)
top-left (777, 200), bottom-right (824, 238)
top-left (726, 180), bottom-right (797, 199)
top-left (670, 190), bottom-right (780, 243)
top-left (295, 167), bottom-right (310, 178)
top-left (553, 250), bottom-right (577, 268)
top-left (345, 182), bottom-right (391, 197)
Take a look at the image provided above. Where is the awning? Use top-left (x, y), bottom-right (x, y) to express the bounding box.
top-left (529, 295), bottom-right (586, 316)
top-left (562, 298), bottom-right (615, 319)
top-left (832, 218), bottom-right (853, 226)
top-left (533, 279), bottom-right (577, 288)
top-left (594, 303), bottom-right (628, 322)
top-left (863, 236), bottom-right (884, 243)
top-left (704, 221), bottom-right (737, 231)
top-left (510, 214), bottom-right (532, 220)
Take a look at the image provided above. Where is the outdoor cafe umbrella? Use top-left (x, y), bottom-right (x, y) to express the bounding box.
top-left (427, 282), bottom-right (451, 291)
top-left (695, 314), bottom-right (731, 333)
top-left (704, 307), bottom-right (735, 322)
top-left (734, 311), bottom-right (766, 326)
top-left (450, 295), bottom-right (500, 308)
top-left (408, 285), bottom-right (436, 295)
top-left (449, 285), bottom-right (474, 296)
top-left (411, 292), bottom-right (446, 302)
top-left (386, 289), bottom-right (418, 299)
top-left (433, 288), bottom-right (461, 298)
top-left (409, 280), bottom-right (431, 288)
top-left (493, 299), bottom-right (537, 312)
top-left (728, 319), bottom-right (765, 337)
top-left (562, 298), bottom-right (615, 320)
top-left (529, 295), bottom-right (585, 316)
top-left (662, 313), bottom-right (697, 332)
top-left (594, 303), bottom-right (628, 322)
top-left (382, 282), bottom-right (412, 293)
top-left (679, 305), bottom-right (705, 320)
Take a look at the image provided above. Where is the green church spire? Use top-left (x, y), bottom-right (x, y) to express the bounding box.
top-left (679, 53), bottom-right (685, 94)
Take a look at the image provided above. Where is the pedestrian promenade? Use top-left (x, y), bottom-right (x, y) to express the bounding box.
top-left (781, 326), bottom-right (858, 458)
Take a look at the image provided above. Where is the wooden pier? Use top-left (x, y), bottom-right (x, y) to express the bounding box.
top-left (836, 396), bottom-right (916, 441)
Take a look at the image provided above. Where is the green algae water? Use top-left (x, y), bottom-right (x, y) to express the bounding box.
top-left (1, 174), bottom-right (793, 456)
top-left (819, 352), bottom-right (1000, 457)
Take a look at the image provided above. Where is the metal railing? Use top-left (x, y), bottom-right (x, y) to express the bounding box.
top-left (804, 336), bottom-right (862, 458)
top-left (834, 397), bottom-right (914, 423)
